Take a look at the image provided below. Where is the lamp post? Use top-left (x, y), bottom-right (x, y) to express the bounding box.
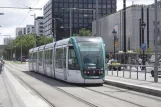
top-left (141, 21), bottom-right (146, 70)
top-left (112, 29), bottom-right (117, 59)
top-left (30, 13), bottom-right (36, 48)
top-left (52, 18), bottom-right (63, 42)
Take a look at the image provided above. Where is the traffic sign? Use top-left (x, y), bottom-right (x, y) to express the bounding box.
top-left (142, 43), bottom-right (146, 51)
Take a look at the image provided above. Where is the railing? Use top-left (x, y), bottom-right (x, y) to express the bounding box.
top-left (106, 64), bottom-right (155, 81)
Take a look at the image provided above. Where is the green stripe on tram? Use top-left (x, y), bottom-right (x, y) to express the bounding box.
top-left (70, 37), bottom-right (87, 79)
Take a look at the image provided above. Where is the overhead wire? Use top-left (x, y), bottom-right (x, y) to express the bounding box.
top-left (17, 0), bottom-right (41, 26)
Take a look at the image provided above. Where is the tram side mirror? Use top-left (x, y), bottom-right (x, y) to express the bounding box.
top-left (69, 59), bottom-right (74, 65)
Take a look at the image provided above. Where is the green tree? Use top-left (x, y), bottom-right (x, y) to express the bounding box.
top-left (5, 34), bottom-right (53, 60)
top-left (145, 48), bottom-right (152, 54)
top-left (73, 28), bottom-right (92, 36)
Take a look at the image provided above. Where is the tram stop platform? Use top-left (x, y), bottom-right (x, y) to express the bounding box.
top-left (105, 75), bottom-right (161, 97)
top-left (0, 67), bottom-right (50, 107)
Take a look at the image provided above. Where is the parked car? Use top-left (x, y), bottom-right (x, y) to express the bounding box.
top-left (150, 59), bottom-right (161, 77)
top-left (107, 59), bottom-right (121, 71)
top-left (18, 56), bottom-right (26, 62)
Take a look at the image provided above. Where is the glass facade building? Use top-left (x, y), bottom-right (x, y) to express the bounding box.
top-left (43, 0), bottom-right (116, 40)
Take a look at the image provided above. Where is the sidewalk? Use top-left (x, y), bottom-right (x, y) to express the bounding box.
top-left (0, 66), bottom-right (51, 107)
top-left (0, 73), bottom-right (13, 107)
top-left (105, 75), bottom-right (161, 97)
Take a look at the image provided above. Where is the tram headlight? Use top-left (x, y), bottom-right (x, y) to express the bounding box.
top-left (84, 71), bottom-right (86, 74)
top-left (100, 71), bottom-right (103, 74)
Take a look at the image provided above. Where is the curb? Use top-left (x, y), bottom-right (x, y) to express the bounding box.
top-left (104, 79), bottom-right (161, 97)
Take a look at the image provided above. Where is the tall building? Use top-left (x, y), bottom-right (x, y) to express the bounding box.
top-left (150, 0), bottom-right (161, 8)
top-left (26, 25), bottom-right (35, 34)
top-left (16, 27), bottom-right (26, 37)
top-left (43, 0), bottom-right (117, 41)
top-left (4, 37), bottom-right (13, 45)
top-left (92, 5), bottom-right (161, 53)
top-left (35, 17), bottom-right (44, 36)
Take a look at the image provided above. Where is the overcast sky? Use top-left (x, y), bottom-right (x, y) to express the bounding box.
top-left (0, 0), bottom-right (155, 44)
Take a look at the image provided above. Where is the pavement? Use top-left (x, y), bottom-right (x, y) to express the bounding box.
top-left (0, 65), bottom-right (51, 107)
top-left (105, 75), bottom-right (161, 97)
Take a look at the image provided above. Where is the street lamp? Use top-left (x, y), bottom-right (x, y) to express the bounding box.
top-left (141, 21), bottom-right (146, 70)
top-left (52, 18), bottom-right (63, 42)
top-left (30, 14), bottom-right (36, 48)
top-left (112, 29), bottom-right (117, 59)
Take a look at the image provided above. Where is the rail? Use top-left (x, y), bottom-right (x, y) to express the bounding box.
top-left (106, 64), bottom-right (155, 81)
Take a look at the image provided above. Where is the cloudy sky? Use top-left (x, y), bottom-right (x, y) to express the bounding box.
top-left (0, 0), bottom-right (155, 44)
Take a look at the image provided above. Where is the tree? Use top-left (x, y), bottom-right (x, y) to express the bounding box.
top-left (72, 28), bottom-right (92, 36)
top-left (5, 34), bottom-right (53, 60)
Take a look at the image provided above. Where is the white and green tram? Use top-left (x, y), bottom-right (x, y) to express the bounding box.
top-left (29, 36), bottom-right (106, 84)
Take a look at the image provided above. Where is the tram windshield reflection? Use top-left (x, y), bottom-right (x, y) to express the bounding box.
top-left (78, 42), bottom-right (104, 70)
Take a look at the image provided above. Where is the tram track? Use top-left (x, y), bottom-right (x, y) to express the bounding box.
top-left (5, 63), bottom-right (99, 107)
top-left (7, 62), bottom-right (161, 107)
top-left (11, 63), bottom-right (161, 101)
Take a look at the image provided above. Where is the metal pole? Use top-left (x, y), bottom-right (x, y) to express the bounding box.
top-left (93, 10), bottom-right (96, 21)
top-left (96, 0), bottom-right (99, 36)
top-left (123, 0), bottom-right (127, 53)
top-left (54, 18), bottom-right (56, 41)
top-left (147, 7), bottom-right (149, 48)
top-left (34, 13), bottom-right (36, 47)
top-left (114, 35), bottom-right (116, 59)
top-left (154, 0), bottom-right (158, 82)
top-left (70, 8), bottom-right (72, 37)
top-left (141, 7), bottom-right (145, 70)
top-left (139, 19), bottom-right (142, 54)
top-left (20, 32), bottom-right (22, 63)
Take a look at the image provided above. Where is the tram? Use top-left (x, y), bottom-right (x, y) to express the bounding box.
top-left (28, 36), bottom-right (106, 84)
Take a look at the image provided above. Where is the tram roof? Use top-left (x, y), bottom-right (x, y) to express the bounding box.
top-left (39, 45), bottom-right (46, 51)
top-left (29, 48), bottom-right (34, 53)
top-left (73, 36), bottom-right (103, 42)
top-left (45, 42), bottom-right (55, 49)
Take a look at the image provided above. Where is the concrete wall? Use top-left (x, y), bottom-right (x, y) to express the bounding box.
top-left (92, 5), bottom-right (161, 53)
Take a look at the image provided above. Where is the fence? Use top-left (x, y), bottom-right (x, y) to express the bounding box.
top-left (106, 64), bottom-right (160, 82)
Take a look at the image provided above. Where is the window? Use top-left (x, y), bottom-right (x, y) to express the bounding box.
top-left (39, 51), bottom-right (43, 66)
top-left (68, 46), bottom-right (79, 70)
top-left (56, 48), bottom-right (63, 68)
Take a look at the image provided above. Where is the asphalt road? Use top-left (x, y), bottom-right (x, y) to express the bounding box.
top-left (3, 62), bottom-right (161, 107)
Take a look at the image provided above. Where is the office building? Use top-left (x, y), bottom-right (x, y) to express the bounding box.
top-left (35, 17), bottom-right (44, 36)
top-left (43, 0), bottom-right (117, 41)
top-left (26, 25), bottom-right (35, 34)
top-left (92, 5), bottom-right (161, 53)
top-left (16, 27), bottom-right (26, 37)
top-left (4, 37), bottom-right (13, 45)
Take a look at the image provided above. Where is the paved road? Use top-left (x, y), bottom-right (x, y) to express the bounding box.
top-left (4, 62), bottom-right (161, 107)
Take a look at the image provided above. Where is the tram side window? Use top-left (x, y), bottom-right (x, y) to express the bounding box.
top-left (45, 50), bottom-right (48, 64)
top-left (39, 51), bottom-right (43, 66)
top-left (68, 46), bottom-right (79, 70)
top-left (49, 50), bottom-right (53, 65)
top-left (56, 48), bottom-right (63, 68)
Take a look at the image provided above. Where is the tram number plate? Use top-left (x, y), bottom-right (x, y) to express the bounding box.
top-left (90, 76), bottom-right (99, 79)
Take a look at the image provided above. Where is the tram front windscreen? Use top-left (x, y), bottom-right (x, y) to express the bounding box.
top-left (78, 42), bottom-right (104, 70)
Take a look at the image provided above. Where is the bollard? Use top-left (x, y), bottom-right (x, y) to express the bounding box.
top-left (112, 65), bottom-right (113, 76)
top-left (137, 66), bottom-right (139, 79)
top-left (117, 67), bottom-right (118, 77)
top-left (145, 66), bottom-right (147, 80)
top-left (123, 66), bottom-right (125, 77)
top-left (130, 66), bottom-right (132, 78)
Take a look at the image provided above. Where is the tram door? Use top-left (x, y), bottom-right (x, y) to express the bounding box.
top-left (63, 46), bottom-right (67, 80)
